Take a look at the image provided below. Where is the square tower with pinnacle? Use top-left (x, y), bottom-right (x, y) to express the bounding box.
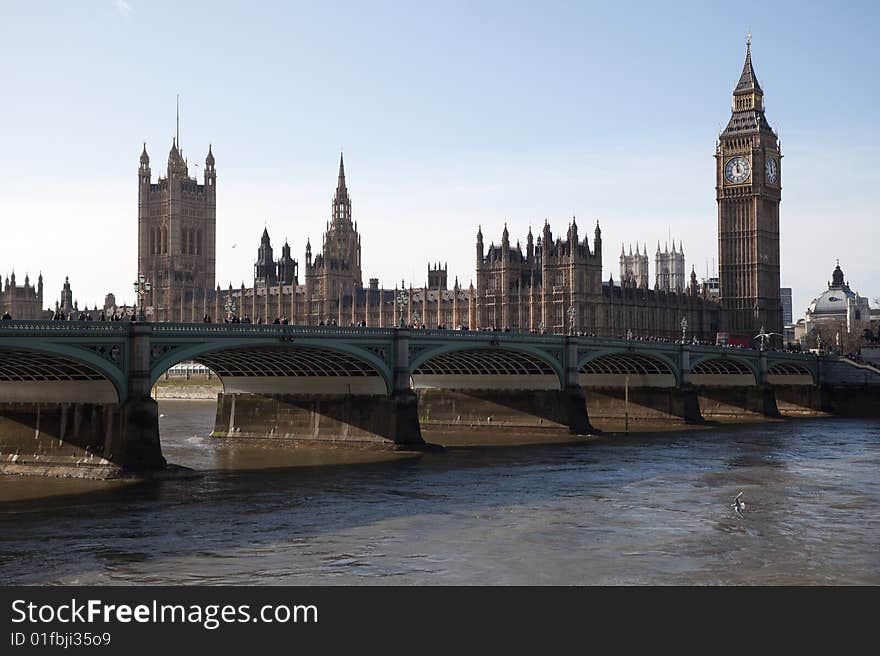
top-left (137, 121), bottom-right (216, 322)
top-left (716, 37), bottom-right (783, 338)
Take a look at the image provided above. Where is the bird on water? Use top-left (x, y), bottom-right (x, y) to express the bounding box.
top-left (731, 491), bottom-right (745, 519)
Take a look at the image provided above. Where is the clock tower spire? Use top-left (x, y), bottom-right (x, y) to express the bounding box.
top-left (716, 36), bottom-right (782, 341)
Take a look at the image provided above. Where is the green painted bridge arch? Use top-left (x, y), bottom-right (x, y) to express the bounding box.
top-left (766, 353), bottom-right (818, 385)
top-left (408, 333), bottom-right (566, 390)
top-left (0, 322), bottom-right (130, 403)
top-left (575, 345), bottom-right (682, 388)
top-left (148, 330), bottom-right (396, 396)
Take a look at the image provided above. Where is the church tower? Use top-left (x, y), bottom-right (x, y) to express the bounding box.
top-left (716, 37), bottom-right (782, 339)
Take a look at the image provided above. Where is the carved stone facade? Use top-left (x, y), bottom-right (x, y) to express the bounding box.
top-left (620, 244), bottom-right (649, 289)
top-left (476, 223), bottom-right (719, 340)
top-left (0, 272), bottom-right (43, 319)
top-left (655, 241), bottom-right (685, 293)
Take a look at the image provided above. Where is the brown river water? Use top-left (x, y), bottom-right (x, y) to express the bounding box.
top-left (0, 400), bottom-right (878, 585)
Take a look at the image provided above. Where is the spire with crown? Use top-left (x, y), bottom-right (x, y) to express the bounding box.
top-left (166, 96), bottom-right (190, 177)
top-left (331, 152), bottom-right (352, 227)
top-left (723, 34), bottom-right (772, 134)
top-left (167, 137), bottom-right (188, 177)
top-left (734, 33), bottom-right (763, 96)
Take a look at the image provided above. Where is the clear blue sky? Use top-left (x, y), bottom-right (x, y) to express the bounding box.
top-left (1, 0), bottom-right (877, 316)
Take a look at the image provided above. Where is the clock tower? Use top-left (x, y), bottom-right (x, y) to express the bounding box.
top-left (716, 37), bottom-right (782, 341)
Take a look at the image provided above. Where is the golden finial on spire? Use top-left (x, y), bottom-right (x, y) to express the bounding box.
top-left (746, 30), bottom-right (751, 48)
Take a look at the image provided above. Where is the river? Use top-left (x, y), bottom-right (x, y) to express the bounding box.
top-left (0, 400), bottom-right (877, 585)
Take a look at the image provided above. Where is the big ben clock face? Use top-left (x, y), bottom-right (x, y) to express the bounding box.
top-left (765, 157), bottom-right (779, 184)
top-left (725, 156), bottom-right (751, 184)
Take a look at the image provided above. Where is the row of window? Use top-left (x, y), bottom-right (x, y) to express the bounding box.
top-left (148, 227), bottom-right (204, 255)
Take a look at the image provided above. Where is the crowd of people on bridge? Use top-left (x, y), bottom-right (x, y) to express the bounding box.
top-left (47, 309), bottom-right (136, 322)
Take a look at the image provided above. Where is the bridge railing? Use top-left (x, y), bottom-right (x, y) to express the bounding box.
top-left (150, 323), bottom-right (398, 338)
top-left (0, 320), bottom-right (820, 363)
top-left (0, 320), bottom-right (130, 337)
top-left (413, 328), bottom-right (563, 344)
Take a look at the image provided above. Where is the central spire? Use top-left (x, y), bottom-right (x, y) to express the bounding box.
top-left (337, 152), bottom-right (346, 193)
top-left (331, 152), bottom-right (352, 227)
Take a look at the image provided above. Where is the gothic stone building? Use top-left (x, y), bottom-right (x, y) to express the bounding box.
top-left (476, 221), bottom-right (718, 340)
top-left (619, 244), bottom-right (649, 289)
top-left (137, 135), bottom-right (216, 322)
top-left (0, 272), bottom-right (44, 319)
top-left (220, 155), bottom-right (471, 328)
top-left (136, 40), bottom-right (780, 341)
top-left (619, 240), bottom-right (686, 293)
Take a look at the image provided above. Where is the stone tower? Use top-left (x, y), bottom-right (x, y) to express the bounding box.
top-left (655, 240), bottom-right (685, 292)
top-left (304, 153), bottom-right (363, 323)
top-left (277, 240), bottom-right (298, 285)
top-left (137, 119), bottom-right (216, 321)
top-left (254, 227), bottom-right (277, 285)
top-left (716, 37), bottom-right (782, 339)
top-left (428, 263), bottom-right (448, 290)
top-left (620, 243), bottom-right (649, 288)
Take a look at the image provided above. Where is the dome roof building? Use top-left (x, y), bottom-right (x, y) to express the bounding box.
top-left (799, 262), bottom-right (873, 353)
top-left (808, 264), bottom-right (857, 316)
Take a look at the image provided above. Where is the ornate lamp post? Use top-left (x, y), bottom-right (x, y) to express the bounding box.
top-left (224, 296), bottom-right (237, 323)
top-left (133, 274), bottom-right (152, 322)
top-left (397, 286), bottom-right (409, 327)
top-left (567, 306), bottom-right (576, 336)
top-left (680, 316), bottom-right (688, 343)
top-left (537, 321), bottom-right (544, 334)
top-left (412, 311), bottom-right (422, 328)
top-left (626, 329), bottom-right (633, 341)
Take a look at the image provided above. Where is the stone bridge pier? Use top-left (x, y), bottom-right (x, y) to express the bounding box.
top-left (0, 323), bottom-right (165, 477)
top-left (411, 336), bottom-right (592, 439)
top-left (118, 324), bottom-right (167, 469)
top-left (209, 328), bottom-right (424, 449)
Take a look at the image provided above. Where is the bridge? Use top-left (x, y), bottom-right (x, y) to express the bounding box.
top-left (0, 320), bottom-right (874, 477)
